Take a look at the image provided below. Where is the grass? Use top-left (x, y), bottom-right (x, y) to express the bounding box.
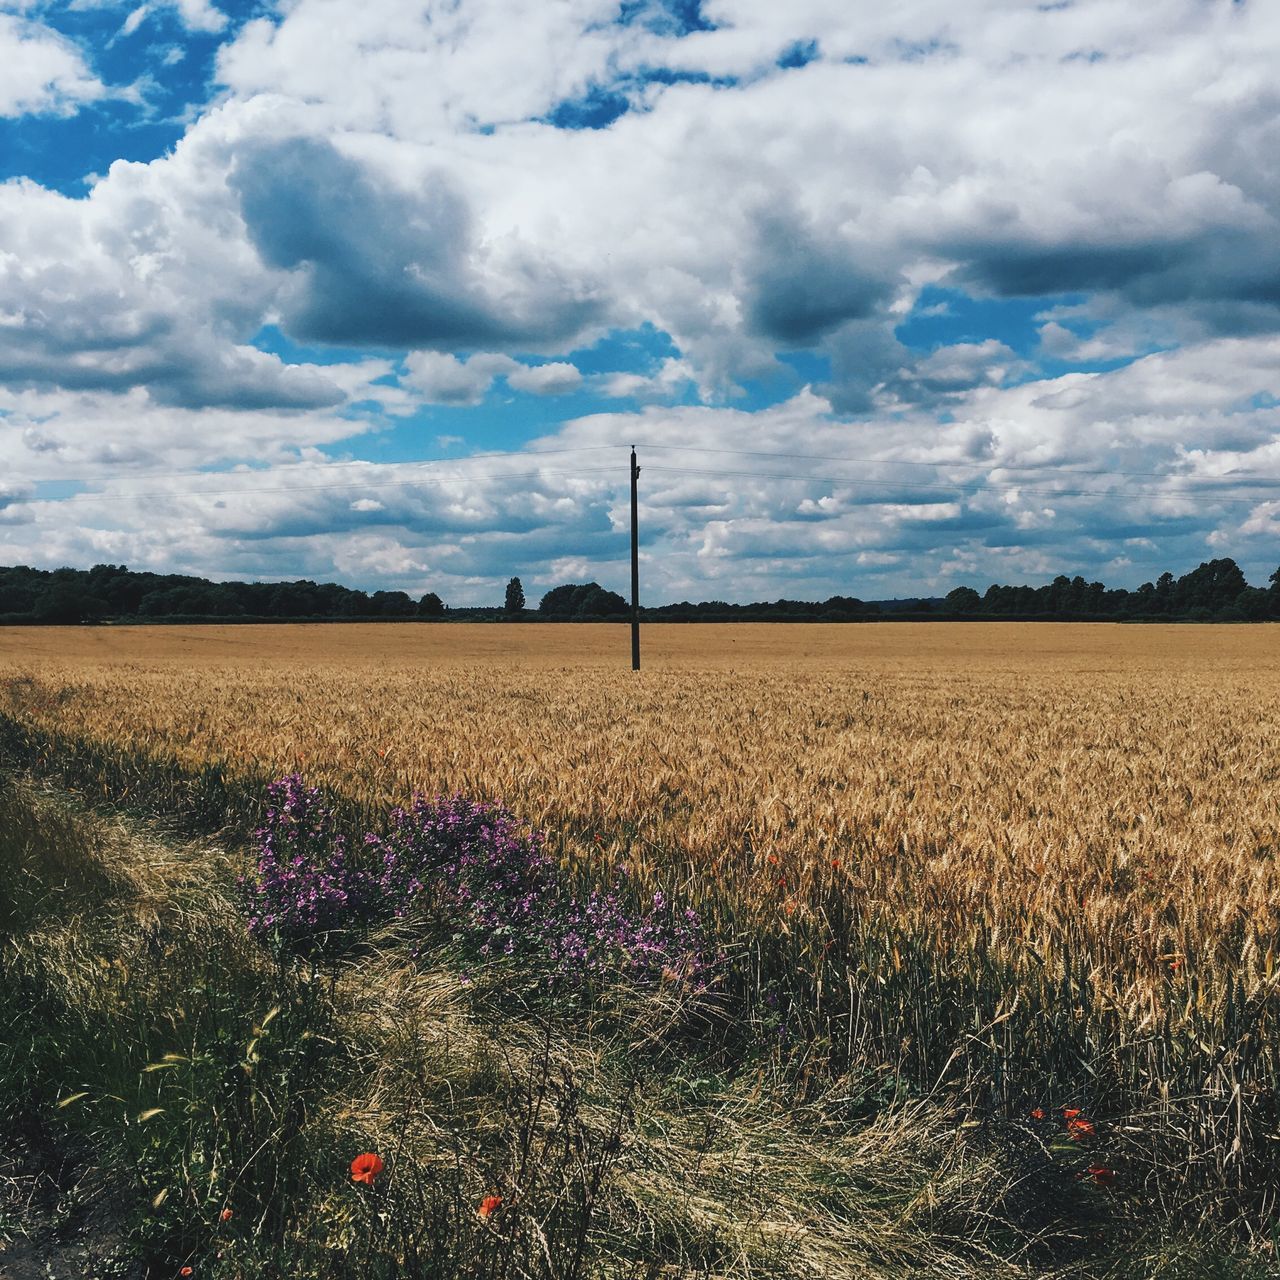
top-left (7, 773), bottom-right (1272, 1276)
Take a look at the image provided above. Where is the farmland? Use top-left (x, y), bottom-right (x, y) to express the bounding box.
top-left (3, 622), bottom-right (1279, 1277)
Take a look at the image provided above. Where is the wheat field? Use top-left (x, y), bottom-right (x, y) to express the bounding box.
top-left (3, 621), bottom-right (1279, 1215)
top-left (3, 622), bottom-right (1277, 984)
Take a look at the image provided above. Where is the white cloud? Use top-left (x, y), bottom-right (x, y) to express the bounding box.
top-left (596, 357), bottom-right (697, 400)
top-left (3, 0), bottom-right (1280, 597)
top-left (0, 13), bottom-right (106, 117)
top-left (172, 0), bottom-right (225, 33)
top-left (71, 0), bottom-right (227, 35)
top-left (506, 361), bottom-right (582, 395)
top-left (401, 352), bottom-right (515, 405)
top-left (11, 337), bottom-right (1280, 603)
top-left (120, 4), bottom-right (149, 38)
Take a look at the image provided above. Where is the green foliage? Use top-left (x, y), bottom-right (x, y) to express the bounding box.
top-left (0, 563), bottom-right (448, 625)
top-left (537, 582), bottom-right (629, 620)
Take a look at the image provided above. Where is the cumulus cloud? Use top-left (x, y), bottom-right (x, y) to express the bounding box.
top-left (4, 0), bottom-right (1280, 597)
top-left (741, 205), bottom-right (895, 345)
top-left (595, 357), bottom-right (696, 401)
top-left (74, 0), bottom-right (227, 35)
top-left (506, 361), bottom-right (582, 395)
top-left (401, 353), bottom-right (582, 403)
top-left (16, 334), bottom-right (1268, 604)
top-left (0, 13), bottom-right (106, 116)
top-left (229, 135), bottom-right (605, 350)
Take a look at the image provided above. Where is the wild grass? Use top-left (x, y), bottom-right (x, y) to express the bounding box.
top-left (3, 621), bottom-right (1280, 1270)
top-left (2, 775), bottom-right (1216, 1278)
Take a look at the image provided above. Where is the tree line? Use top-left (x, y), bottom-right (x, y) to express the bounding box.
top-left (0, 559), bottom-right (1277, 625)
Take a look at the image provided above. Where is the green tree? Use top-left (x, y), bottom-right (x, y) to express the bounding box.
top-left (944, 586), bottom-right (981, 613)
top-left (417, 591), bottom-right (445, 618)
top-left (504, 577), bottom-right (526, 616)
top-left (538, 582), bottom-right (628, 619)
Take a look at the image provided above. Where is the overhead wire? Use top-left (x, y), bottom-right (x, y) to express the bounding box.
top-left (25, 444), bottom-right (623, 490)
top-left (12, 443), bottom-right (1280, 511)
top-left (26, 464), bottom-right (621, 505)
top-left (643, 464), bottom-right (1280, 509)
top-left (631, 441), bottom-right (1253, 484)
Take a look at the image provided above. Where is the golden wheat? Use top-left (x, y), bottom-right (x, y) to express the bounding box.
top-left (4, 622), bottom-right (1277, 990)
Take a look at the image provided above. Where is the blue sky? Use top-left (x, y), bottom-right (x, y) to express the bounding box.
top-left (2, 0), bottom-right (1280, 604)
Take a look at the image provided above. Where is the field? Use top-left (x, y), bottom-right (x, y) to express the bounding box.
top-left (3, 622), bottom-right (1279, 1277)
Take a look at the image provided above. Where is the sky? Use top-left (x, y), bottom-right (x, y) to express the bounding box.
top-left (2, 0), bottom-right (1280, 606)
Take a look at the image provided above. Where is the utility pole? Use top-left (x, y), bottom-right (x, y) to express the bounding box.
top-left (630, 446), bottom-right (641, 671)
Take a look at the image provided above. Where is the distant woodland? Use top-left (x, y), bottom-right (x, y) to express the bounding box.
top-left (1, 558), bottom-right (1277, 624)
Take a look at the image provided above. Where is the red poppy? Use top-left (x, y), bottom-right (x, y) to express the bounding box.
top-left (1062, 1107), bottom-right (1081, 1118)
top-left (350, 1152), bottom-right (384, 1185)
top-left (1030, 1107), bottom-right (1046, 1120)
top-left (180, 1269), bottom-right (193, 1278)
top-left (1066, 1117), bottom-right (1096, 1140)
top-left (1086, 1165), bottom-right (1116, 1185)
top-left (478, 1194), bottom-right (503, 1219)
top-left (220, 1207), bottom-right (233, 1222)
top-left (830, 859), bottom-right (841, 870)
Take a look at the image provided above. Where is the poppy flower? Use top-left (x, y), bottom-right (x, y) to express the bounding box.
top-left (1063, 1107), bottom-right (1081, 1118)
top-left (220, 1208), bottom-right (233, 1222)
top-left (350, 1152), bottom-right (384, 1185)
top-left (1066, 1117), bottom-right (1096, 1140)
top-left (1086, 1165), bottom-right (1116, 1186)
top-left (180, 1269), bottom-right (193, 1277)
top-left (478, 1194), bottom-right (503, 1219)
top-left (1030, 1107), bottom-right (1046, 1120)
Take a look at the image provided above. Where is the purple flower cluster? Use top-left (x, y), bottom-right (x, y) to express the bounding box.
top-left (240, 774), bottom-right (376, 951)
top-left (543, 883), bottom-right (706, 983)
top-left (366, 793), bottom-right (552, 954)
top-left (240, 776), bottom-right (708, 986)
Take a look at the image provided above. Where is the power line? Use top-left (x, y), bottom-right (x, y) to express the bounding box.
top-left (31, 438), bottom-right (1276, 498)
top-left (644, 464), bottom-right (1280, 509)
top-left (14, 445), bottom-right (1280, 512)
top-left (23, 444), bottom-right (623, 491)
top-left (24, 464), bottom-right (621, 505)
top-left (634, 441), bottom-right (1267, 485)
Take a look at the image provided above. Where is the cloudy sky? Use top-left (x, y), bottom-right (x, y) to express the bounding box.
top-left (3, 0), bottom-right (1280, 605)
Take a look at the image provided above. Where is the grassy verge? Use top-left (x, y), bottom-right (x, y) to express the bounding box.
top-left (1, 774), bottom-right (1275, 1278)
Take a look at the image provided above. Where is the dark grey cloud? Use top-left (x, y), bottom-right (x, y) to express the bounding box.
top-left (945, 229), bottom-right (1280, 342)
top-left (230, 137), bottom-right (604, 350)
top-left (741, 208), bottom-right (894, 345)
top-left (818, 320), bottom-right (912, 414)
top-left (0, 325), bottom-right (346, 411)
top-left (955, 241), bottom-right (1189, 299)
top-left (148, 345), bottom-right (348, 412)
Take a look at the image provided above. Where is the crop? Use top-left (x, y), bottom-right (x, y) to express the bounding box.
top-left (3, 621), bottom-right (1280, 1235)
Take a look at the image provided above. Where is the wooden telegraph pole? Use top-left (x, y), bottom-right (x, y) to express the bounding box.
top-left (630, 446), bottom-right (641, 671)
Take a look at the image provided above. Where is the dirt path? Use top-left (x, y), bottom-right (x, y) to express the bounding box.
top-left (0, 1132), bottom-right (141, 1280)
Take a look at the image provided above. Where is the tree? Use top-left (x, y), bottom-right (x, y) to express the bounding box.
top-left (944, 586), bottom-right (981, 613)
top-left (369, 590), bottom-right (416, 618)
top-left (538, 582), bottom-right (628, 619)
top-left (504, 577), bottom-right (526, 616)
top-left (417, 591), bottom-right (445, 619)
top-left (1172, 559), bottom-right (1248, 615)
